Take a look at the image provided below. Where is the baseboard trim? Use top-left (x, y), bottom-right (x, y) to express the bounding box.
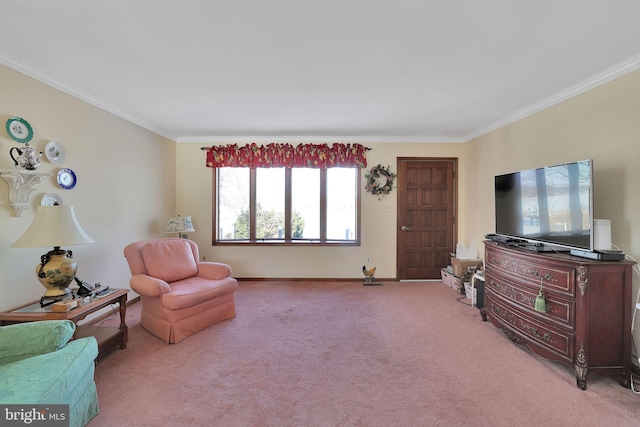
top-left (236, 277), bottom-right (399, 283)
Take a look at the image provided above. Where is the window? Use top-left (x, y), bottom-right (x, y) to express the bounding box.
top-left (215, 167), bottom-right (360, 245)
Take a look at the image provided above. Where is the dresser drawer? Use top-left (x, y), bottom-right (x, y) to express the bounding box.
top-left (485, 273), bottom-right (575, 330)
top-left (485, 293), bottom-right (574, 361)
top-left (486, 250), bottom-right (575, 297)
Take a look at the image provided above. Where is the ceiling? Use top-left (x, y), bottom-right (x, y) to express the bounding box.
top-left (1, 1), bottom-right (640, 143)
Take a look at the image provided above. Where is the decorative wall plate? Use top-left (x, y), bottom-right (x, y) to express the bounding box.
top-left (45, 141), bottom-right (66, 163)
top-left (57, 168), bottom-right (77, 190)
top-left (5, 116), bottom-right (33, 144)
top-left (41, 193), bottom-right (63, 206)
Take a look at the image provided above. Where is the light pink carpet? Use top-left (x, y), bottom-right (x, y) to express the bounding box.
top-left (90, 281), bottom-right (640, 426)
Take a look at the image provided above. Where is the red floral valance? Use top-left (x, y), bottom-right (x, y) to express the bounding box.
top-left (202, 143), bottom-right (369, 168)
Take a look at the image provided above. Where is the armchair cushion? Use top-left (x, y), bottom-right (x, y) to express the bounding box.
top-left (0, 320), bottom-right (76, 364)
top-left (162, 277), bottom-right (238, 310)
top-left (141, 239), bottom-right (198, 282)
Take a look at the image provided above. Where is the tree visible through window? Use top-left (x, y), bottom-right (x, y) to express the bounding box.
top-left (215, 167), bottom-right (360, 244)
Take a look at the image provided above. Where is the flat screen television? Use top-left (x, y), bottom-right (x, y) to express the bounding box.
top-left (494, 159), bottom-right (593, 252)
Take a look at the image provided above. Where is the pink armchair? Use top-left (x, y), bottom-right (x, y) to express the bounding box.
top-left (123, 238), bottom-right (238, 344)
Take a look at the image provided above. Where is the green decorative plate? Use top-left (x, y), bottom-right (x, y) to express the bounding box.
top-left (5, 116), bottom-right (33, 143)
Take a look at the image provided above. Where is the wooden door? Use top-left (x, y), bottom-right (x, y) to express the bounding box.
top-left (397, 158), bottom-right (457, 280)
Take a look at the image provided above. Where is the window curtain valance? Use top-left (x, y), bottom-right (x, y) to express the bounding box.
top-left (202, 143), bottom-right (369, 168)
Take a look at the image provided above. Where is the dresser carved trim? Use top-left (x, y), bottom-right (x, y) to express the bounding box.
top-left (483, 241), bottom-right (635, 390)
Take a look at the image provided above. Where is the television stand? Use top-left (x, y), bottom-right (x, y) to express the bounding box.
top-left (483, 241), bottom-right (635, 390)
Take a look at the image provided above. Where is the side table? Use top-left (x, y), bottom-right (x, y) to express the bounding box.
top-left (0, 288), bottom-right (128, 357)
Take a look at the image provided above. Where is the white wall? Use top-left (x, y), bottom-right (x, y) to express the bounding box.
top-left (0, 65), bottom-right (175, 311)
top-left (176, 141), bottom-right (467, 279)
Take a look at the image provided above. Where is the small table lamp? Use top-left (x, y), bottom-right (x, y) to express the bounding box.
top-left (166, 215), bottom-right (195, 239)
top-left (13, 204), bottom-right (94, 299)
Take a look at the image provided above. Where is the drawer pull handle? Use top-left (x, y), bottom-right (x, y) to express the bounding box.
top-left (526, 269), bottom-right (555, 282)
top-left (522, 324), bottom-right (553, 343)
top-left (535, 278), bottom-right (548, 313)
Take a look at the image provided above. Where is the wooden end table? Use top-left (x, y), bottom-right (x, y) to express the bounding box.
top-left (0, 288), bottom-right (128, 357)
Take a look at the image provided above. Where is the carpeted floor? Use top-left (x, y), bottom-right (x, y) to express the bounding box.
top-left (90, 281), bottom-right (640, 426)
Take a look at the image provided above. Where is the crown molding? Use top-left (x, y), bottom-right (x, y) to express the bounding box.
top-left (0, 51), bottom-right (178, 141)
top-left (3, 48), bottom-right (640, 145)
top-left (176, 135), bottom-right (466, 144)
top-left (0, 51), bottom-right (464, 144)
top-left (465, 53), bottom-right (640, 141)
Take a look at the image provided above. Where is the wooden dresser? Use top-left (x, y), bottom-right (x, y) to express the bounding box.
top-left (482, 241), bottom-right (635, 390)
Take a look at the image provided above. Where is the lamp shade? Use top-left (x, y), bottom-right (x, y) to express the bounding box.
top-left (166, 215), bottom-right (195, 233)
top-left (13, 205), bottom-right (94, 248)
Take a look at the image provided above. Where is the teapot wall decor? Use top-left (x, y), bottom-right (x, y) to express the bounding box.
top-left (10, 144), bottom-right (43, 170)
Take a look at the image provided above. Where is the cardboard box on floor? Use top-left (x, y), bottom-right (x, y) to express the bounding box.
top-left (451, 257), bottom-right (482, 277)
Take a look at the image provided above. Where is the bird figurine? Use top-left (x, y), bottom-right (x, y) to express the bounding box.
top-left (362, 265), bottom-right (378, 285)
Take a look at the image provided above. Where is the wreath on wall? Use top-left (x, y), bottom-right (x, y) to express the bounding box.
top-left (365, 164), bottom-right (397, 197)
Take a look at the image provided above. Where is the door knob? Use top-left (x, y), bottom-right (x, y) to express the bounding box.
top-left (401, 226), bottom-right (410, 231)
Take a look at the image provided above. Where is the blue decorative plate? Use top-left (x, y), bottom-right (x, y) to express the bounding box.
top-left (57, 168), bottom-right (77, 190)
top-left (5, 116), bottom-right (33, 144)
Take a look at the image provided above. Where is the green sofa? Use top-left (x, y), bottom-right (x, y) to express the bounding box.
top-left (0, 320), bottom-right (99, 427)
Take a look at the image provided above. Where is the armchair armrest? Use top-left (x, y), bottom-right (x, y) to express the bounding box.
top-left (130, 274), bottom-right (171, 297)
top-left (197, 262), bottom-right (232, 280)
top-left (0, 320), bottom-right (76, 365)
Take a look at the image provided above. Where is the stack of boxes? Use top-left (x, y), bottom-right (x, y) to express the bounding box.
top-left (441, 256), bottom-right (482, 295)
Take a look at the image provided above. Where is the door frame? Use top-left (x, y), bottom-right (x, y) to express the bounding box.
top-left (396, 157), bottom-right (458, 280)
